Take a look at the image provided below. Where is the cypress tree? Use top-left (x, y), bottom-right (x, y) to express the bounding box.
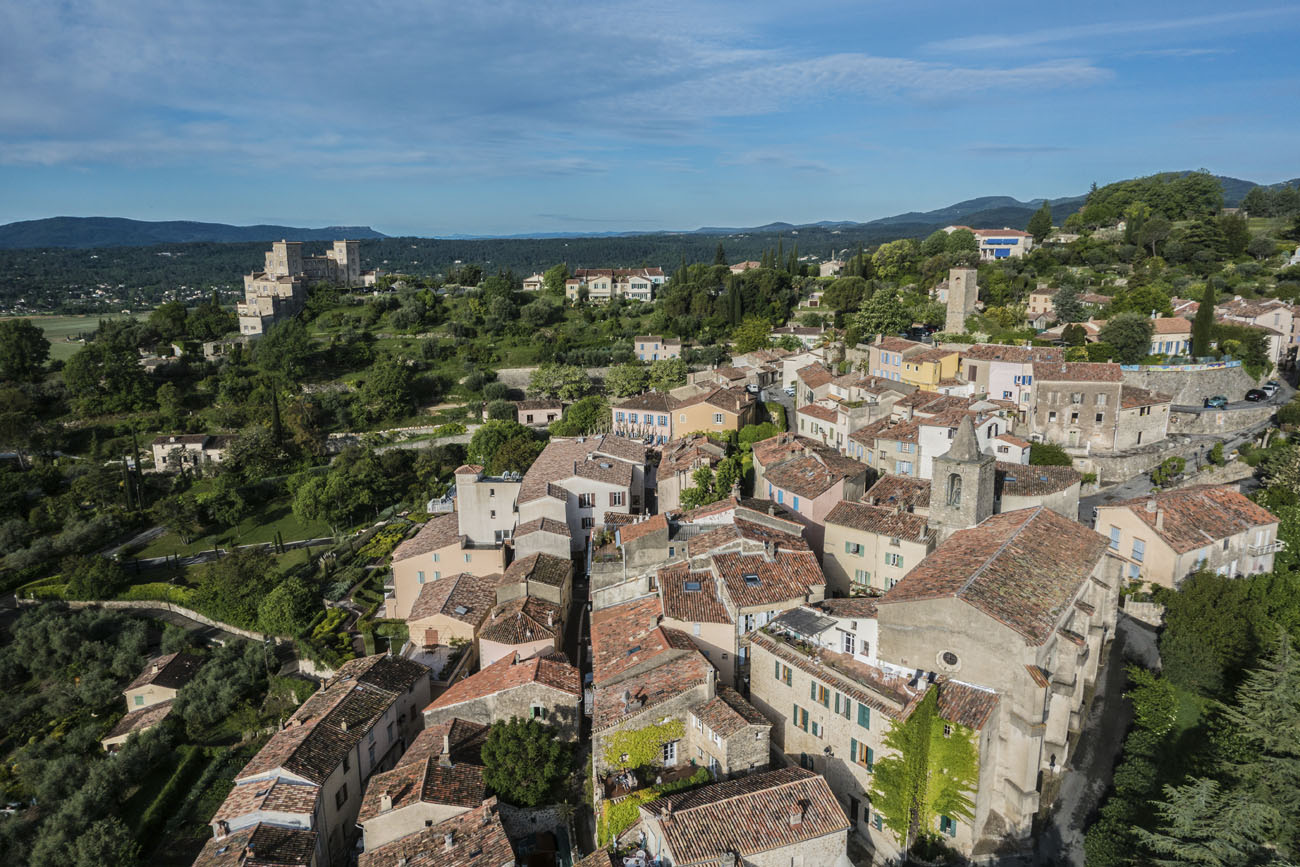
top-left (713, 243), bottom-right (727, 267)
top-left (1192, 283), bottom-right (1216, 356)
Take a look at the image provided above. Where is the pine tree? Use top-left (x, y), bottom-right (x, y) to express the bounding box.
top-left (1027, 200), bottom-right (1054, 243)
top-left (1192, 283), bottom-right (1216, 357)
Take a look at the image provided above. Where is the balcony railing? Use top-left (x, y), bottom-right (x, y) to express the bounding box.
top-left (1249, 541), bottom-right (1284, 556)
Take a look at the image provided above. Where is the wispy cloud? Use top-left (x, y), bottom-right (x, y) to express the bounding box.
top-left (965, 144), bottom-right (1076, 156)
top-left (923, 8), bottom-right (1291, 53)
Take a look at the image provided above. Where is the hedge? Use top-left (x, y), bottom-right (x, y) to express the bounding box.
top-left (117, 583), bottom-right (198, 605)
top-left (136, 744), bottom-right (208, 839)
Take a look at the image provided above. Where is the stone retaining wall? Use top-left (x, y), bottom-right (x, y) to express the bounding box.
top-left (16, 597), bottom-right (277, 643)
top-left (1121, 363), bottom-right (1257, 406)
top-left (1168, 405), bottom-right (1275, 436)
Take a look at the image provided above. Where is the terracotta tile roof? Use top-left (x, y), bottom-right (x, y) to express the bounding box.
top-left (659, 436), bottom-right (727, 474)
top-left (824, 501), bottom-right (934, 544)
top-left (590, 596), bottom-right (699, 685)
top-left (994, 433), bottom-right (1030, 448)
top-left (911, 347), bottom-right (959, 364)
top-left (693, 685), bottom-right (770, 736)
top-left (994, 461), bottom-right (1080, 497)
top-left (520, 435), bottom-right (639, 505)
top-left (1151, 317), bottom-right (1192, 334)
top-left (1120, 384), bottom-right (1172, 409)
top-left (850, 416), bottom-right (920, 445)
top-left (1031, 361), bottom-right (1123, 382)
top-left (764, 453), bottom-right (856, 500)
top-left (427, 653), bottom-right (581, 714)
top-left (711, 550), bottom-right (825, 608)
top-left (152, 433), bottom-right (211, 446)
top-left (604, 511), bottom-right (637, 527)
top-left (615, 391), bottom-right (680, 412)
top-left (874, 336), bottom-right (924, 353)
top-left (512, 516), bottom-right (570, 539)
top-left (409, 572), bottom-right (498, 626)
top-left (214, 778), bottom-right (321, 823)
top-left (891, 390), bottom-right (970, 416)
top-left (126, 651), bottom-right (204, 691)
top-left (797, 403), bottom-right (839, 423)
top-left (407, 719), bottom-right (492, 768)
top-left (936, 680), bottom-right (999, 730)
top-left (1218, 297), bottom-right (1291, 318)
top-left (659, 563), bottom-right (733, 624)
top-left (502, 552), bottom-right (571, 588)
top-left (812, 597), bottom-right (879, 619)
top-left (193, 823), bottom-right (317, 867)
top-left (644, 766), bottom-right (848, 862)
top-left (796, 363), bottom-right (835, 389)
top-left (863, 474), bottom-right (932, 510)
top-left (618, 512), bottom-right (669, 545)
top-left (593, 651), bottom-right (712, 730)
top-left (878, 507), bottom-right (1109, 645)
top-left (1102, 485), bottom-right (1280, 554)
top-left (683, 518), bottom-right (809, 557)
top-left (237, 655), bottom-right (428, 787)
top-left (358, 799), bottom-right (513, 867)
top-left (515, 398), bottom-right (562, 411)
top-left (104, 699), bottom-right (175, 740)
top-left (359, 751), bottom-right (487, 822)
top-left (962, 343), bottom-right (1063, 363)
top-left (393, 512), bottom-right (462, 563)
top-left (1079, 293), bottom-right (1113, 305)
top-left (453, 464), bottom-right (483, 475)
top-left (682, 385), bottom-right (755, 415)
top-left (479, 595), bottom-right (563, 644)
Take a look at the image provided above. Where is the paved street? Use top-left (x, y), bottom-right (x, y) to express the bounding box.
top-left (1033, 615), bottom-right (1160, 867)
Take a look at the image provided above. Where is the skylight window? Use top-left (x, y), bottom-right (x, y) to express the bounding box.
top-left (453, 605), bottom-right (470, 616)
top-left (684, 581), bottom-right (702, 592)
top-left (743, 573), bottom-right (761, 587)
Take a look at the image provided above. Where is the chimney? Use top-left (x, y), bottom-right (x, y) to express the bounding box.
top-left (152, 662), bottom-right (160, 674)
top-left (1145, 498), bottom-right (1157, 514)
top-left (1156, 509), bottom-right (1165, 532)
top-left (245, 847), bottom-right (256, 860)
top-left (340, 719), bottom-right (348, 732)
top-left (443, 831), bottom-right (455, 851)
top-left (547, 610), bottom-right (555, 627)
top-left (788, 808), bottom-right (804, 826)
top-left (443, 732), bottom-right (451, 755)
top-left (214, 820), bottom-right (229, 839)
top-left (380, 791), bottom-right (393, 812)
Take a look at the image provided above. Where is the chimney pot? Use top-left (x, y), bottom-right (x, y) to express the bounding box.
top-left (1156, 509), bottom-right (1165, 531)
top-left (1145, 498), bottom-right (1157, 513)
top-left (442, 732), bottom-right (451, 755)
top-left (443, 831), bottom-right (455, 850)
top-left (380, 791), bottom-right (393, 812)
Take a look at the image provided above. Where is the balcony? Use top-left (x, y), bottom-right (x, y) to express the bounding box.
top-left (1248, 541), bottom-right (1284, 557)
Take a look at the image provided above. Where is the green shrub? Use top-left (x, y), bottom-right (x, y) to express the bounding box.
top-left (117, 583), bottom-right (198, 606)
top-left (433, 422), bottom-right (468, 438)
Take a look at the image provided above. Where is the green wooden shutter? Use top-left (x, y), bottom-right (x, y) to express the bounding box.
top-left (850, 737), bottom-right (858, 762)
top-left (858, 703), bottom-right (870, 729)
top-left (810, 680), bottom-right (817, 700)
top-left (866, 746), bottom-right (874, 770)
top-left (775, 659), bottom-right (781, 680)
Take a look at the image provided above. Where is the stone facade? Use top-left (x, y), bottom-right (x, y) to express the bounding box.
top-left (944, 267), bottom-right (978, 334)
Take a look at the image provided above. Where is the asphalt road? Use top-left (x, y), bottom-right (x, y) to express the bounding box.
top-left (1172, 378), bottom-right (1294, 413)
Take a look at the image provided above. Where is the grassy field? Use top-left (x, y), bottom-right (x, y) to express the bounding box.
top-left (138, 496), bottom-right (333, 558)
top-left (2, 313), bottom-right (147, 360)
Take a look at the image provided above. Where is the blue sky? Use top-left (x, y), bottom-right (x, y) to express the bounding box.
top-left (1, 1), bottom-right (1297, 236)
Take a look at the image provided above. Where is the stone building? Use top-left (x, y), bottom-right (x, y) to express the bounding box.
top-left (150, 434), bottom-right (234, 473)
top-left (423, 652), bottom-right (582, 741)
top-left (102, 651), bottom-right (204, 751)
top-left (358, 797), bottom-right (515, 867)
top-left (821, 500), bottom-right (936, 596)
top-left (197, 655), bottom-right (431, 867)
top-left (655, 435), bottom-right (727, 511)
top-left (239, 240), bottom-right (372, 337)
top-left (387, 512), bottom-right (507, 621)
top-left (752, 433), bottom-right (870, 552)
top-left (944, 267), bottom-right (979, 333)
top-left (356, 720), bottom-right (489, 851)
top-left (1095, 485), bottom-right (1282, 587)
top-left (1030, 361), bottom-right (1171, 452)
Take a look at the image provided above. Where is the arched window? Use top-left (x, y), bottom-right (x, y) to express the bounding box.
top-left (947, 473), bottom-right (962, 507)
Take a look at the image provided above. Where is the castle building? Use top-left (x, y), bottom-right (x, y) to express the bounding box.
top-left (238, 240), bottom-right (375, 336)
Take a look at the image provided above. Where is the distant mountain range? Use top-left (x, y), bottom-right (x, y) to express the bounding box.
top-left (0, 217), bottom-right (387, 250)
top-left (1, 173), bottom-right (1293, 249)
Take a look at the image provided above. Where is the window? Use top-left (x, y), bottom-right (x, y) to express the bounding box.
top-left (713, 413), bottom-right (724, 424)
top-left (662, 740), bottom-right (678, 765)
top-left (792, 496), bottom-right (800, 512)
top-left (946, 473), bottom-right (962, 507)
top-left (939, 815), bottom-right (957, 837)
top-left (742, 613), bottom-right (756, 632)
top-left (854, 569), bottom-right (870, 585)
top-left (1109, 526), bottom-right (1120, 550)
top-left (1070, 412), bottom-right (1079, 424)
top-left (659, 415), bottom-right (668, 426)
top-left (858, 703), bottom-right (871, 729)
top-left (581, 517), bottom-right (595, 529)
top-left (842, 632), bottom-right (856, 656)
top-left (811, 719), bottom-right (822, 738)
top-left (1071, 393), bottom-right (1083, 405)
top-left (432, 552), bottom-right (440, 563)
top-left (794, 704), bottom-right (809, 732)
top-left (578, 493), bottom-right (595, 509)
top-left (1049, 411), bottom-right (1058, 423)
top-left (874, 813), bottom-right (884, 831)
top-left (851, 738), bottom-right (874, 771)
top-left (417, 570), bottom-right (425, 583)
top-left (845, 541), bottom-right (864, 556)
top-left (943, 724), bottom-right (953, 738)
top-left (629, 413), bottom-right (638, 423)
top-left (679, 413), bottom-right (686, 423)
top-left (1095, 413), bottom-right (1103, 423)
top-left (368, 743), bottom-right (375, 765)
top-left (1096, 393), bottom-right (1108, 407)
top-left (490, 510), bottom-right (496, 519)
top-left (694, 714), bottom-right (703, 731)
top-left (1132, 538), bottom-right (1145, 563)
top-left (335, 784), bottom-right (348, 809)
top-left (610, 491), bottom-right (625, 507)
top-left (813, 683), bottom-right (829, 707)
top-left (885, 553), bottom-right (903, 568)
top-left (134, 694), bottom-right (144, 706)
top-left (898, 461), bottom-right (913, 476)
top-left (530, 704), bottom-right (547, 721)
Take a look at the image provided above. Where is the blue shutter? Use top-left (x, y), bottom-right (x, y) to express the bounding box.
top-left (858, 703), bottom-right (870, 729)
top-left (850, 737), bottom-right (858, 762)
top-left (866, 746), bottom-right (874, 770)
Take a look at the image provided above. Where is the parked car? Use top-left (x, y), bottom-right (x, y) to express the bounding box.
top-left (1204, 395), bottom-right (1228, 409)
top-left (1263, 380), bottom-right (1281, 396)
top-left (745, 383), bottom-right (761, 394)
top-left (1245, 389), bottom-right (1267, 402)
top-left (784, 385), bottom-right (797, 396)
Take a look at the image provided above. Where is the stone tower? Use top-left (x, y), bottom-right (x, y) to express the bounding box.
top-left (945, 267), bottom-right (978, 334)
top-left (929, 415), bottom-right (994, 540)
